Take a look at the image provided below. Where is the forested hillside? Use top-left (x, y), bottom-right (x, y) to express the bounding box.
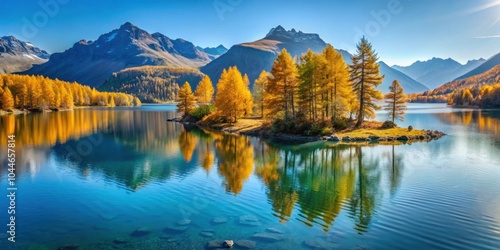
top-left (99, 66), bottom-right (204, 103)
top-left (408, 65), bottom-right (500, 104)
top-left (0, 74), bottom-right (140, 111)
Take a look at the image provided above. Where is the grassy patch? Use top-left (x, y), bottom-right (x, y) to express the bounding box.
top-left (336, 127), bottom-right (425, 138)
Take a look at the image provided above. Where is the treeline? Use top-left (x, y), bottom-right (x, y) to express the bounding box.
top-left (448, 83), bottom-right (500, 108)
top-left (0, 74), bottom-right (141, 111)
top-left (408, 65), bottom-right (500, 104)
top-left (99, 66), bottom-right (204, 103)
top-left (178, 37), bottom-right (404, 134)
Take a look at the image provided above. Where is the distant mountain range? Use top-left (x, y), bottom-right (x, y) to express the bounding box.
top-left (201, 25), bottom-right (428, 93)
top-left (393, 57), bottom-right (485, 90)
top-left (0, 36), bottom-right (49, 74)
top-left (456, 52), bottom-right (500, 80)
top-left (1, 22), bottom-right (497, 97)
top-left (196, 45), bottom-right (228, 59)
top-left (23, 22), bottom-right (213, 87)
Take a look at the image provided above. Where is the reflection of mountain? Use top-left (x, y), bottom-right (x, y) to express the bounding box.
top-left (255, 143), bottom-right (390, 233)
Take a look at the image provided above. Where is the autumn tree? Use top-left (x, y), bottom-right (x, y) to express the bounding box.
top-left (214, 67), bottom-right (253, 123)
top-left (177, 81), bottom-right (197, 116)
top-left (350, 37), bottom-right (384, 127)
top-left (384, 80), bottom-right (407, 123)
top-left (194, 75), bottom-right (214, 109)
top-left (322, 45), bottom-right (353, 122)
top-left (267, 48), bottom-right (299, 119)
top-left (1, 87), bottom-right (14, 110)
top-left (253, 70), bottom-right (268, 118)
top-left (297, 49), bottom-right (324, 121)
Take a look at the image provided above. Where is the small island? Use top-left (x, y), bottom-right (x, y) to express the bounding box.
top-left (168, 38), bottom-right (446, 144)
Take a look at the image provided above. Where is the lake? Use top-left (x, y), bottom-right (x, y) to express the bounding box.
top-left (0, 103), bottom-right (499, 249)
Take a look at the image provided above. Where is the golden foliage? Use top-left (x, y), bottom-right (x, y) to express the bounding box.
top-left (214, 66), bottom-right (253, 122)
top-left (0, 74), bottom-right (139, 111)
top-left (176, 82), bottom-right (197, 115)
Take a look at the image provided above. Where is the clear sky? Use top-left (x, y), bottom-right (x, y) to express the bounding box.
top-left (1, 0), bottom-right (499, 66)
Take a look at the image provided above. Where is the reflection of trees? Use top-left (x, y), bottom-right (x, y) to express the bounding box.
top-left (255, 143), bottom-right (385, 233)
top-left (349, 146), bottom-right (382, 234)
top-left (178, 130), bottom-right (198, 162)
top-left (385, 145), bottom-right (404, 197)
top-left (215, 134), bottom-right (254, 195)
top-left (435, 110), bottom-right (500, 138)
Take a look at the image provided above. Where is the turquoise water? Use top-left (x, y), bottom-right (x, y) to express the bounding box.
top-left (0, 104), bottom-right (499, 249)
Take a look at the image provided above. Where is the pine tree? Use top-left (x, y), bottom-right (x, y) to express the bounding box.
top-left (350, 37), bottom-right (384, 127)
top-left (177, 81), bottom-right (197, 116)
top-left (253, 70), bottom-right (268, 118)
top-left (267, 48), bottom-right (299, 119)
top-left (384, 80), bottom-right (407, 123)
top-left (1, 87), bottom-right (14, 110)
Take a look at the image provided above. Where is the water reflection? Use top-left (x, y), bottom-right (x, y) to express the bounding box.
top-left (2, 106), bottom-right (499, 238)
top-left (254, 142), bottom-right (391, 233)
top-left (435, 110), bottom-right (500, 138)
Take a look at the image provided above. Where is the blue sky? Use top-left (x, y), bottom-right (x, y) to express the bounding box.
top-left (1, 0), bottom-right (499, 66)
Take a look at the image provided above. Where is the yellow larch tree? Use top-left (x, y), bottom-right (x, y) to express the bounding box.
top-left (1, 87), bottom-right (15, 110)
top-left (194, 75), bottom-right (214, 112)
top-left (266, 48), bottom-right (299, 120)
top-left (214, 66), bottom-right (253, 123)
top-left (177, 81), bottom-right (197, 116)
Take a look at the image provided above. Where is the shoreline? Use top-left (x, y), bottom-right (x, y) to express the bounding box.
top-left (168, 118), bottom-right (447, 144)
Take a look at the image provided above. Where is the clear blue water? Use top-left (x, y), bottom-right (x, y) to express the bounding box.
top-left (0, 103), bottom-right (499, 249)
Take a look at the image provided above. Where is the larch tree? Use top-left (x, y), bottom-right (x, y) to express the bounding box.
top-left (322, 44), bottom-right (353, 122)
top-left (2, 87), bottom-right (15, 110)
top-left (350, 37), bottom-right (384, 127)
top-left (384, 80), bottom-right (407, 123)
top-left (253, 70), bottom-right (268, 118)
top-left (194, 75), bottom-right (214, 112)
top-left (267, 48), bottom-right (299, 120)
top-left (214, 66), bottom-right (253, 123)
top-left (297, 49), bottom-right (323, 121)
top-left (177, 81), bottom-right (197, 116)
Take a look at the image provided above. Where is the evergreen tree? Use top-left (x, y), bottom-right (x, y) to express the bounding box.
top-left (1, 87), bottom-right (14, 110)
top-left (384, 80), bottom-right (407, 123)
top-left (350, 37), bottom-right (384, 127)
top-left (177, 81), bottom-right (197, 116)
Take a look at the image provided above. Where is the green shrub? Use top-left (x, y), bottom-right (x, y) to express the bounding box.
top-left (189, 105), bottom-right (214, 120)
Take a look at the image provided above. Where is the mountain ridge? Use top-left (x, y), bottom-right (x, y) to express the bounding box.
top-left (22, 22), bottom-right (212, 87)
top-left (392, 57), bottom-right (486, 89)
top-left (0, 36), bottom-right (49, 74)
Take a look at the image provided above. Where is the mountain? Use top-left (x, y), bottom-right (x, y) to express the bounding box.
top-left (378, 61), bottom-right (429, 93)
top-left (393, 57), bottom-right (485, 89)
top-left (408, 64), bottom-right (500, 103)
top-left (436, 64), bottom-right (500, 94)
top-left (0, 36), bottom-right (49, 74)
top-left (196, 45), bottom-right (228, 59)
top-left (201, 25), bottom-right (426, 93)
top-left (99, 66), bottom-right (204, 103)
top-left (456, 52), bottom-right (500, 80)
top-left (23, 22), bottom-right (212, 87)
top-left (200, 25), bottom-right (327, 85)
